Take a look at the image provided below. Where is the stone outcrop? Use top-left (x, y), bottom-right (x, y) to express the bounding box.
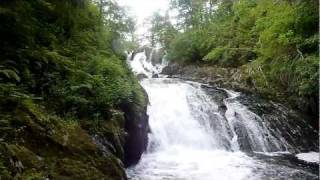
top-left (200, 80), bottom-right (318, 153)
top-left (0, 86), bottom-right (150, 179)
top-left (0, 100), bottom-right (127, 180)
top-left (121, 88), bottom-right (149, 167)
top-left (236, 93), bottom-right (319, 152)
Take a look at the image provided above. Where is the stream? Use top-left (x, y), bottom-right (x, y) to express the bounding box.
top-left (126, 50), bottom-right (319, 180)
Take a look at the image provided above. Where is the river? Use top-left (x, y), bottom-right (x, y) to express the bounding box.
top-left (126, 50), bottom-right (319, 180)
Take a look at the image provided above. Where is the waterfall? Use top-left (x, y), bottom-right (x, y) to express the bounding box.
top-left (143, 79), bottom-right (219, 151)
top-left (128, 48), bottom-right (166, 78)
top-left (223, 89), bottom-right (291, 152)
top-left (141, 79), bottom-right (289, 151)
top-left (126, 51), bottom-right (319, 180)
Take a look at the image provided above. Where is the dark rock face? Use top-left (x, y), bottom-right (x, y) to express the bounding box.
top-left (236, 93), bottom-right (319, 152)
top-left (201, 84), bottom-right (318, 153)
top-left (121, 88), bottom-right (149, 167)
top-left (201, 85), bottom-right (228, 115)
top-left (137, 73), bottom-right (148, 80)
top-left (0, 86), bottom-right (150, 179)
top-left (249, 152), bottom-right (319, 179)
top-left (200, 86), bottom-right (256, 152)
top-left (152, 74), bottom-right (159, 78)
top-left (161, 63), bottom-right (182, 76)
top-left (232, 118), bottom-right (253, 151)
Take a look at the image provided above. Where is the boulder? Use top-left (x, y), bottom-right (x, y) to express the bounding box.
top-left (152, 74), bottom-right (159, 78)
top-left (121, 87), bottom-right (149, 167)
top-left (161, 63), bottom-right (181, 75)
top-left (137, 73), bottom-right (148, 80)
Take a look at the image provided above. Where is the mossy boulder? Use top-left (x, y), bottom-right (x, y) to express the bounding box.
top-left (0, 100), bottom-right (127, 180)
top-left (120, 88), bottom-right (149, 167)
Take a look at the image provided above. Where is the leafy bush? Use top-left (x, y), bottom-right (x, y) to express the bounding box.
top-left (165, 0), bottom-right (318, 114)
top-left (167, 31), bottom-right (199, 63)
top-left (0, 0), bottom-right (145, 121)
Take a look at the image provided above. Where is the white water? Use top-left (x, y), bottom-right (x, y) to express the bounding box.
top-left (296, 152), bottom-right (319, 163)
top-left (126, 50), bottom-right (318, 180)
top-left (223, 89), bottom-right (291, 152)
top-left (128, 50), bottom-right (167, 78)
top-left (128, 79), bottom-right (259, 180)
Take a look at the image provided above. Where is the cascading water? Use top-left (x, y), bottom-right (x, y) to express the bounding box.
top-left (223, 89), bottom-right (291, 152)
top-left (126, 50), bottom-right (319, 180)
top-left (128, 48), bottom-right (166, 78)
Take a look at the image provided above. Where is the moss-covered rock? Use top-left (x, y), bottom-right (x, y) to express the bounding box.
top-left (0, 0), bottom-right (150, 179)
top-left (0, 99), bottom-right (128, 180)
top-left (121, 87), bottom-right (149, 167)
top-left (6, 144), bottom-right (43, 170)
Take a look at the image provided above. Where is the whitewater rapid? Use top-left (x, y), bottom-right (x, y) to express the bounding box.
top-left (126, 50), bottom-right (319, 180)
top-left (127, 79), bottom-right (256, 180)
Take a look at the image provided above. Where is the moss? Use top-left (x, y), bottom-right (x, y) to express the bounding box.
top-left (81, 109), bottom-right (126, 161)
top-left (6, 144), bottom-right (43, 170)
top-left (49, 120), bottom-right (98, 155)
top-left (104, 111), bottom-right (126, 160)
top-left (0, 0), bottom-right (148, 179)
top-left (20, 170), bottom-right (46, 180)
top-left (50, 158), bottom-right (107, 180)
top-left (0, 157), bottom-right (12, 180)
top-left (0, 99), bottom-right (127, 180)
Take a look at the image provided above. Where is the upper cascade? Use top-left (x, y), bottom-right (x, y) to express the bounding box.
top-left (127, 47), bottom-right (168, 78)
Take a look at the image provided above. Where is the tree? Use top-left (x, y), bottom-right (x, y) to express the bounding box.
top-left (148, 11), bottom-right (178, 48)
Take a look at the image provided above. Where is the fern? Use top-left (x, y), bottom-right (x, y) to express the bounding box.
top-left (0, 66), bottom-right (20, 82)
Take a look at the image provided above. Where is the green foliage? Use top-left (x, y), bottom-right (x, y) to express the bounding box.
top-left (203, 47), bottom-right (225, 63)
top-left (167, 31), bottom-right (200, 62)
top-left (0, 0), bottom-right (145, 121)
top-left (0, 0), bottom-right (146, 178)
top-left (166, 0), bottom-right (318, 114)
top-left (148, 12), bottom-right (178, 48)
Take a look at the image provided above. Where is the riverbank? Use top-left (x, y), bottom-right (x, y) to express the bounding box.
top-left (0, 87), bottom-right (149, 179)
top-left (0, 1), bottom-right (149, 179)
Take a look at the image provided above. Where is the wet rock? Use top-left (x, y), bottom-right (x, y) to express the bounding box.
top-left (232, 120), bottom-right (253, 152)
top-left (237, 93), bottom-right (319, 152)
top-left (121, 87), bottom-right (149, 167)
top-left (89, 110), bottom-right (126, 160)
top-left (137, 73), bottom-right (148, 80)
top-left (250, 152), bottom-right (319, 178)
top-left (199, 83), bottom-right (318, 153)
top-left (201, 85), bottom-right (227, 104)
top-left (152, 74), bottom-right (159, 78)
top-left (161, 64), bottom-right (181, 76)
top-left (150, 48), bottom-right (165, 65)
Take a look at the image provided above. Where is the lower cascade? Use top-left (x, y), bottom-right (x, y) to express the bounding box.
top-left (126, 50), bottom-right (319, 180)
